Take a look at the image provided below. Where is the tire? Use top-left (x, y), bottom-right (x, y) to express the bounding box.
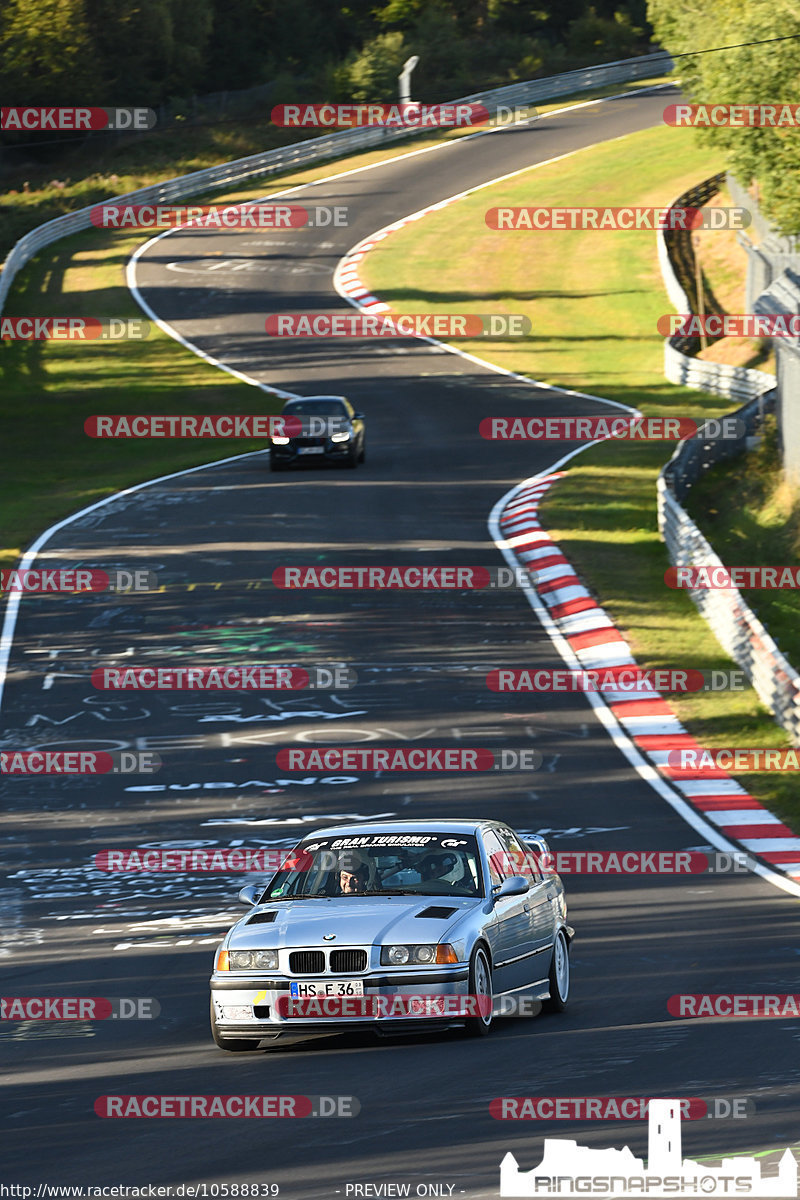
top-left (543, 928), bottom-right (570, 1012)
top-left (345, 444), bottom-right (358, 469)
top-left (464, 946), bottom-right (493, 1037)
top-left (210, 999), bottom-right (262, 1052)
top-left (358, 438), bottom-right (365, 464)
top-left (269, 456), bottom-right (284, 472)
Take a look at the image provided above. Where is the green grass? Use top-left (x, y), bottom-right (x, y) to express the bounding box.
top-left (360, 122), bottom-right (800, 828)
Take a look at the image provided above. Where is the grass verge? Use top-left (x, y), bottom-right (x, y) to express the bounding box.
top-left (360, 122), bottom-right (799, 827)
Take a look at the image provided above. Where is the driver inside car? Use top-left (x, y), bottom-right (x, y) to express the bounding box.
top-left (335, 849), bottom-right (376, 894)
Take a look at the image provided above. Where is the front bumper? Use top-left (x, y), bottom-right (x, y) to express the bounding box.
top-left (211, 967), bottom-right (470, 1038)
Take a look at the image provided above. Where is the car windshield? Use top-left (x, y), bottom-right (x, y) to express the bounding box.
top-left (284, 400), bottom-right (348, 417)
top-left (263, 833), bottom-right (483, 900)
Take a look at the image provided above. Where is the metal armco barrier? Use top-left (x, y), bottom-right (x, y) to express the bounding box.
top-left (657, 179), bottom-right (800, 741)
top-left (0, 51), bottom-right (672, 315)
top-left (658, 398), bottom-right (800, 744)
top-left (658, 175), bottom-right (776, 401)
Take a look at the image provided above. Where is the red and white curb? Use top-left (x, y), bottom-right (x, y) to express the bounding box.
top-left (497, 474), bottom-right (800, 883)
top-left (333, 128), bottom-right (800, 898)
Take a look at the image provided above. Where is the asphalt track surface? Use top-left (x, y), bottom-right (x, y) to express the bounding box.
top-left (2, 88), bottom-right (799, 1193)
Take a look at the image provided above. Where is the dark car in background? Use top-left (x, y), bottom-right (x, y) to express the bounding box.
top-left (269, 395), bottom-right (366, 470)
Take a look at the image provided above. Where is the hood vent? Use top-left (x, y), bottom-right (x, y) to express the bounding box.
top-left (246, 910), bottom-right (278, 925)
top-left (415, 906), bottom-right (458, 919)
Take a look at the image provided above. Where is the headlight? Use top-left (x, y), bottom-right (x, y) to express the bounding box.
top-left (229, 949), bottom-right (278, 970)
top-left (330, 431), bottom-right (351, 443)
top-left (381, 944), bottom-right (439, 966)
top-left (271, 436), bottom-right (290, 445)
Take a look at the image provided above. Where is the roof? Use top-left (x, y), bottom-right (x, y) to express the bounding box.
top-left (305, 818), bottom-right (499, 839)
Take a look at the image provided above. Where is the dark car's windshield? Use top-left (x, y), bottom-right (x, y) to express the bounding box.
top-left (284, 400), bottom-right (349, 417)
top-left (264, 833), bottom-right (482, 900)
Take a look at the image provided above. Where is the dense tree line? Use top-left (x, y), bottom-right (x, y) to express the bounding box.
top-left (0, 0), bottom-right (653, 113)
top-left (648, 0), bottom-right (800, 235)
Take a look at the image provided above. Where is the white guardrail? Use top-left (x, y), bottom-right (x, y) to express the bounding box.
top-left (0, 51), bottom-right (672, 314)
top-left (657, 182), bottom-right (800, 742)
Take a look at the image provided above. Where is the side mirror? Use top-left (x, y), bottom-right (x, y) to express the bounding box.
top-left (353, 412), bottom-right (364, 420)
top-left (492, 875), bottom-right (529, 901)
top-left (238, 883), bottom-right (260, 906)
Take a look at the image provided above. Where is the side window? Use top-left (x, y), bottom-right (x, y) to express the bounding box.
top-left (483, 830), bottom-right (509, 887)
top-left (496, 828), bottom-right (539, 884)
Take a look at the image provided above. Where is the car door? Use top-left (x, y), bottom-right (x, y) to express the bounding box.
top-left (496, 827), bottom-right (556, 983)
top-left (482, 829), bottom-right (535, 994)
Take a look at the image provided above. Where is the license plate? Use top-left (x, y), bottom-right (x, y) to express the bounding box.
top-left (289, 979), bottom-right (364, 997)
top-left (297, 446), bottom-right (324, 455)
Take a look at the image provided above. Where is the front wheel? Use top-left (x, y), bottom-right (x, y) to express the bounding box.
top-left (543, 929), bottom-right (570, 1012)
top-left (464, 946), bottom-right (493, 1037)
top-left (210, 999), bottom-right (261, 1052)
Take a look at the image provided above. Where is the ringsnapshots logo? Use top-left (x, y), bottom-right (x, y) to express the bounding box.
top-left (1, 317), bottom-right (150, 340)
top-left (1, 106), bottom-right (156, 131)
top-left (486, 207), bottom-right (749, 231)
top-left (264, 314), bottom-right (530, 338)
top-left (91, 665), bottom-right (357, 690)
top-left (499, 1099), bottom-right (798, 1197)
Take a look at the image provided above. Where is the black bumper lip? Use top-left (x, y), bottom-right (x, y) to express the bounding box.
top-left (213, 1018), bottom-right (462, 1037)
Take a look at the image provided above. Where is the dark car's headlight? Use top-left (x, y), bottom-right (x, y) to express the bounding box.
top-left (380, 944), bottom-right (458, 966)
top-left (271, 436), bottom-right (290, 445)
top-left (225, 950), bottom-right (278, 971)
top-left (330, 430), bottom-right (352, 443)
